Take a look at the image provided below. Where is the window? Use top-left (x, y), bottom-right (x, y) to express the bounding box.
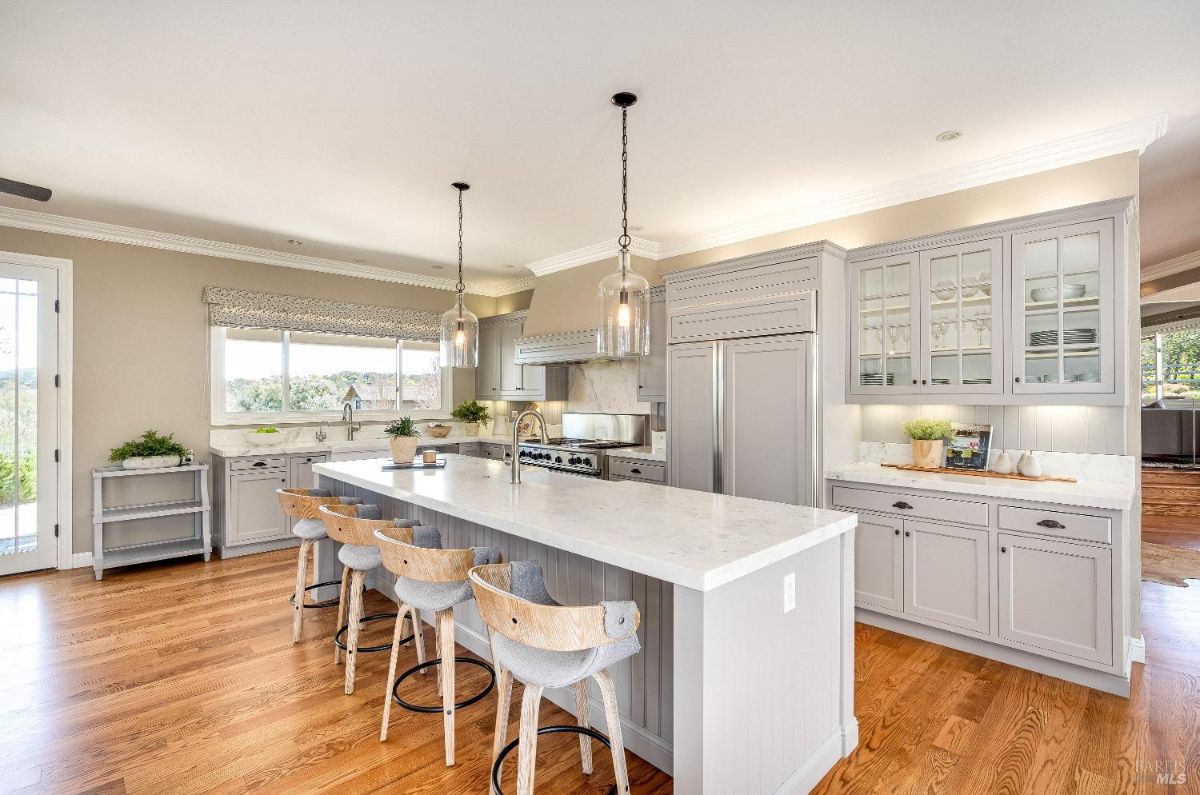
top-left (1141, 327), bottom-right (1200, 408)
top-left (213, 328), bottom-right (448, 422)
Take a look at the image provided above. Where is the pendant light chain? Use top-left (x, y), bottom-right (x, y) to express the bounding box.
top-left (618, 104), bottom-right (631, 257)
top-left (456, 187), bottom-right (466, 296)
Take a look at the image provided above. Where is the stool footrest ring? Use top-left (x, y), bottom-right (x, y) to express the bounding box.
top-left (391, 657), bottom-right (495, 713)
top-left (333, 612), bottom-right (405, 653)
top-left (491, 725), bottom-right (616, 795)
top-left (288, 580), bottom-right (343, 609)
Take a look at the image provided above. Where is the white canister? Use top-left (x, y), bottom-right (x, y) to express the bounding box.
top-left (1017, 451), bottom-right (1043, 478)
top-left (991, 450), bottom-right (1015, 475)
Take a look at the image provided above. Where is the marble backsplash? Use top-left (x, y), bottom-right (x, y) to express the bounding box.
top-left (858, 441), bottom-right (1136, 483)
top-left (566, 360), bottom-right (653, 415)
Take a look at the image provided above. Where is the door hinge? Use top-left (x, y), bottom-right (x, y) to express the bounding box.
top-left (54, 448), bottom-right (60, 463)
top-left (54, 374), bottom-right (60, 387)
top-left (54, 524), bottom-right (59, 538)
top-left (54, 299), bottom-right (60, 313)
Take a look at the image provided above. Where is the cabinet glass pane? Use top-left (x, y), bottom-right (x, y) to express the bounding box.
top-left (962, 352), bottom-right (992, 385)
top-left (858, 261), bottom-right (913, 388)
top-left (1062, 231), bottom-right (1100, 274)
top-left (1064, 349), bottom-right (1101, 383)
top-left (961, 249), bottom-right (992, 285)
top-left (923, 244), bottom-right (996, 391)
top-left (930, 353), bottom-right (957, 386)
top-left (1025, 351), bottom-right (1059, 384)
top-left (1024, 238), bottom-right (1058, 277)
top-left (888, 356), bottom-right (911, 386)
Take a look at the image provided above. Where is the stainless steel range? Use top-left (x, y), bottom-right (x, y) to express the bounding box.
top-left (517, 413), bottom-right (646, 477)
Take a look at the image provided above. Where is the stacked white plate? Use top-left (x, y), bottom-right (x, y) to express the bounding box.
top-left (1029, 328), bottom-right (1097, 346)
top-left (860, 373), bottom-right (895, 386)
top-left (1029, 283), bottom-right (1087, 303)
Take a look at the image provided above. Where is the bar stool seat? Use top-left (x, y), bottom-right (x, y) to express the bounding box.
top-left (337, 542), bottom-right (382, 571)
top-left (470, 560), bottom-right (640, 795)
top-left (292, 518), bottom-right (329, 541)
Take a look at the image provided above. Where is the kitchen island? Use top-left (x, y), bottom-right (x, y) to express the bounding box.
top-left (313, 455), bottom-right (858, 793)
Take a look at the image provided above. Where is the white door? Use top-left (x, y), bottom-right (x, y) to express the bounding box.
top-left (854, 514), bottom-right (904, 611)
top-left (903, 520), bottom-right (990, 634)
top-left (0, 260), bottom-right (59, 575)
top-left (667, 342), bottom-right (716, 492)
top-left (721, 335), bottom-right (813, 505)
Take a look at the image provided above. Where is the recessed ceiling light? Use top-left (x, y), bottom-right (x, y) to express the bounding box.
top-left (432, 265), bottom-right (445, 270)
top-left (630, 225), bottom-right (644, 232)
top-left (503, 264), bottom-right (515, 269)
top-left (352, 258), bottom-right (366, 264)
top-left (287, 238), bottom-right (303, 246)
top-left (935, 130), bottom-right (963, 143)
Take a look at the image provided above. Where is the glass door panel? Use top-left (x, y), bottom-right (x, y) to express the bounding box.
top-left (918, 239), bottom-right (1002, 393)
top-left (853, 254), bottom-right (918, 393)
top-left (1013, 221), bottom-right (1113, 394)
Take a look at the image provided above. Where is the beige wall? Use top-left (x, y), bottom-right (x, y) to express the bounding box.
top-left (522, 255), bottom-right (660, 337)
top-left (493, 288), bottom-right (533, 314)
top-left (0, 226), bottom-right (500, 554)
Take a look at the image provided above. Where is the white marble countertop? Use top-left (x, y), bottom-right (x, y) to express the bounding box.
top-left (210, 434), bottom-right (523, 458)
top-left (825, 463), bottom-right (1135, 511)
top-left (608, 445), bottom-right (666, 463)
top-left (314, 455), bottom-right (856, 591)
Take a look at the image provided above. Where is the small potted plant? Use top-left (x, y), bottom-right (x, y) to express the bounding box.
top-left (902, 418), bottom-right (953, 470)
top-left (451, 400), bottom-right (491, 437)
top-left (109, 430), bottom-right (190, 469)
top-left (385, 417), bottom-right (421, 464)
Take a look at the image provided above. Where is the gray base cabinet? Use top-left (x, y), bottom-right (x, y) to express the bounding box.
top-left (853, 514), bottom-right (903, 611)
top-left (904, 520), bottom-right (990, 634)
top-left (213, 451), bottom-right (332, 557)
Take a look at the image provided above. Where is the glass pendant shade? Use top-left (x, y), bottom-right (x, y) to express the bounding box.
top-left (440, 295), bottom-right (479, 367)
top-left (597, 251), bottom-right (651, 356)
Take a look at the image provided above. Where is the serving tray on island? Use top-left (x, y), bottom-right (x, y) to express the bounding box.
top-left (881, 463), bottom-right (1077, 483)
top-left (382, 459), bottom-right (447, 471)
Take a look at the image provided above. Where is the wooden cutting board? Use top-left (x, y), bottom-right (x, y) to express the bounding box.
top-left (881, 463), bottom-right (1077, 483)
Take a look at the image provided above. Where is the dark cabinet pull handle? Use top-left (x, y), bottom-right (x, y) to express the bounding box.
top-left (894, 529), bottom-right (900, 536)
top-left (1015, 377), bottom-right (1022, 383)
top-left (1036, 519), bottom-right (1065, 529)
top-left (904, 531), bottom-right (911, 537)
top-left (912, 379), bottom-right (918, 385)
top-left (892, 501), bottom-right (913, 510)
top-left (281, 478), bottom-right (286, 483)
top-left (253, 461), bottom-right (266, 467)
top-left (921, 379), bottom-right (928, 385)
top-left (1001, 546), bottom-right (1008, 553)
top-left (631, 468), bottom-right (642, 474)
top-left (305, 457), bottom-right (313, 463)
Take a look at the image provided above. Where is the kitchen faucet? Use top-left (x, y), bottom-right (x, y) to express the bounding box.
top-left (511, 408), bottom-right (549, 484)
top-left (341, 402), bottom-right (360, 441)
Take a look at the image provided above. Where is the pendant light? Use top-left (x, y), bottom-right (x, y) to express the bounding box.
top-left (439, 182), bottom-right (480, 367)
top-left (597, 92), bottom-right (650, 357)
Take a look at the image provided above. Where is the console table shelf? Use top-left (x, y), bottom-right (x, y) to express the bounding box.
top-left (92, 464), bottom-right (211, 580)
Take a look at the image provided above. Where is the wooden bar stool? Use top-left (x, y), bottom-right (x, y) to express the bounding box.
top-left (318, 503), bottom-right (416, 694)
top-left (374, 525), bottom-right (499, 765)
top-left (276, 488), bottom-right (361, 643)
top-left (470, 561), bottom-right (640, 795)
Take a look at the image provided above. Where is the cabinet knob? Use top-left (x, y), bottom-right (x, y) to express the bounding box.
top-left (253, 461), bottom-right (266, 467)
top-left (1001, 546), bottom-right (1008, 553)
top-left (894, 528), bottom-right (900, 536)
top-left (904, 530), bottom-right (911, 537)
top-left (281, 478), bottom-right (286, 483)
top-left (912, 379), bottom-right (918, 385)
top-left (921, 379), bottom-right (927, 385)
top-left (1036, 519), bottom-right (1066, 529)
top-left (1014, 377), bottom-right (1021, 383)
top-left (892, 501), bottom-right (914, 510)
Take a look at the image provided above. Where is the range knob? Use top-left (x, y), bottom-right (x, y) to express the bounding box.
top-left (554, 456), bottom-right (563, 464)
top-left (568, 456), bottom-right (579, 465)
top-left (581, 456), bottom-right (592, 467)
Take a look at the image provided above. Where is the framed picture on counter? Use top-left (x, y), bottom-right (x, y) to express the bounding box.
top-left (943, 423), bottom-right (992, 470)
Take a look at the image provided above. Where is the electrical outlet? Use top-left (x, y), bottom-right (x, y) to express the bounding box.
top-left (783, 572), bottom-right (796, 613)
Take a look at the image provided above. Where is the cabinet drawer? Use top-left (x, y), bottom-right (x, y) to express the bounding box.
top-left (831, 485), bottom-right (988, 526)
top-left (997, 505), bottom-right (1111, 544)
top-left (229, 456), bottom-right (287, 472)
top-left (667, 293), bottom-right (814, 343)
top-left (608, 458), bottom-right (666, 483)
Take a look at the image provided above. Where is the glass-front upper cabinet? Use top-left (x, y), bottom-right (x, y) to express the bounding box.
top-left (1011, 219), bottom-right (1115, 395)
top-left (851, 253), bottom-right (921, 395)
top-left (918, 239), bottom-right (1003, 394)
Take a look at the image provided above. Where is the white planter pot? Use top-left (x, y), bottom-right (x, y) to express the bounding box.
top-left (389, 436), bottom-right (419, 464)
top-left (122, 455), bottom-right (182, 470)
top-left (462, 422), bottom-right (480, 437)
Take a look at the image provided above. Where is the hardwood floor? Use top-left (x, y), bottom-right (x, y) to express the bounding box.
top-left (3, 527), bottom-right (1198, 794)
top-left (0, 549), bottom-right (670, 794)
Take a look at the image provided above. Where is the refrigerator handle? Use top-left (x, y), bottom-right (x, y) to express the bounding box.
top-left (713, 340), bottom-right (724, 495)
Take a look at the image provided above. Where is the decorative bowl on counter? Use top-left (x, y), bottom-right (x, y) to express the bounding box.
top-left (243, 428), bottom-right (295, 446)
top-left (426, 423), bottom-right (453, 438)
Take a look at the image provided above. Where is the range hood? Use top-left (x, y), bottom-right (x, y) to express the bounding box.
top-left (514, 329), bottom-right (636, 365)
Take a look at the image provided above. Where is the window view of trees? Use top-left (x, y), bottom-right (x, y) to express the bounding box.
top-left (1142, 327), bottom-right (1200, 404)
top-left (221, 328), bottom-right (442, 415)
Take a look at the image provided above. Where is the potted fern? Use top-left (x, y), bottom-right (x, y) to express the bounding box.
top-left (451, 400), bottom-right (491, 436)
top-left (109, 430), bottom-right (190, 470)
top-left (385, 417), bottom-right (421, 464)
top-left (902, 418), bottom-right (953, 469)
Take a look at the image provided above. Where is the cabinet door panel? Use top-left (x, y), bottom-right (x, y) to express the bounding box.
top-left (998, 533), bottom-right (1112, 664)
top-left (849, 253), bottom-right (921, 396)
top-left (855, 514), bottom-right (903, 611)
top-left (476, 323), bottom-right (501, 398)
top-left (721, 335), bottom-right (812, 505)
top-left (667, 342), bottom-right (716, 492)
top-left (918, 238), bottom-right (1003, 394)
top-left (903, 520), bottom-right (990, 633)
top-left (498, 321), bottom-right (521, 394)
top-left (228, 470), bottom-right (289, 545)
top-left (638, 289), bottom-right (667, 402)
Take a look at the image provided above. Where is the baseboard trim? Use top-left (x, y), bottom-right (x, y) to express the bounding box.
top-left (1129, 635), bottom-right (1146, 665)
top-left (857, 608), bottom-right (1131, 697)
top-left (448, 618), bottom-right (675, 776)
top-left (773, 728), bottom-right (844, 795)
top-left (69, 552), bottom-right (93, 569)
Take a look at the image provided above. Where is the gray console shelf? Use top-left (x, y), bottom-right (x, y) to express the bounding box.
top-left (91, 464), bottom-right (212, 580)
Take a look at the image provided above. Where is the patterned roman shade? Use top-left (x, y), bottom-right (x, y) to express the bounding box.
top-left (203, 287), bottom-right (441, 342)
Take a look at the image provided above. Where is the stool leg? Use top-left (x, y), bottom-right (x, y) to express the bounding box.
top-left (491, 664), bottom-right (513, 790)
top-left (438, 609), bottom-right (456, 765)
top-left (573, 679), bottom-right (594, 775)
top-left (333, 565), bottom-right (351, 665)
top-left (292, 540), bottom-right (311, 643)
top-left (412, 608), bottom-right (427, 670)
top-left (516, 684), bottom-right (544, 795)
top-left (344, 569), bottom-right (366, 694)
top-left (380, 603), bottom-right (412, 742)
top-left (593, 670), bottom-right (629, 794)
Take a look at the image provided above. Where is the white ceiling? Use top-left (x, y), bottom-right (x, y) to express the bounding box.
top-left (1, 1), bottom-right (1198, 285)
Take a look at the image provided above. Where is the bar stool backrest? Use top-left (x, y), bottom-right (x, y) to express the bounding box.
top-left (319, 503), bottom-right (407, 547)
top-left (374, 528), bottom-right (476, 583)
top-left (470, 563), bottom-right (640, 653)
top-left (277, 488), bottom-right (342, 520)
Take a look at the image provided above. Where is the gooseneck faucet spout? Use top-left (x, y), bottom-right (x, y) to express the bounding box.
top-left (511, 408), bottom-right (549, 484)
top-left (341, 402), bottom-right (360, 442)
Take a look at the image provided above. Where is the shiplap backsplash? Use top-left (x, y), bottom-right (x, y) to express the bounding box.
top-left (861, 404), bottom-right (1127, 455)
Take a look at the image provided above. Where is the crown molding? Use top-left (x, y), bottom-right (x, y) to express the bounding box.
top-left (1141, 248), bottom-right (1200, 283)
top-left (0, 204), bottom-right (534, 297)
top-left (525, 235), bottom-right (660, 276)
top-left (652, 113), bottom-right (1169, 261)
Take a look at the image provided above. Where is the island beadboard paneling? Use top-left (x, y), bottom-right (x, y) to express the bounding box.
top-left (861, 404), bottom-right (1127, 455)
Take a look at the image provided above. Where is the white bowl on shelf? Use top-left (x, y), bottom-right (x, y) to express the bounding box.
top-left (244, 429), bottom-right (295, 446)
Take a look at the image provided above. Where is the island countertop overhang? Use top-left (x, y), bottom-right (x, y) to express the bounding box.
top-left (313, 455), bottom-right (857, 592)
